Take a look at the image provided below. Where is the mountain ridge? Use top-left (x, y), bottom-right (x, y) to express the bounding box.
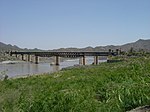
top-left (0, 39), bottom-right (150, 52)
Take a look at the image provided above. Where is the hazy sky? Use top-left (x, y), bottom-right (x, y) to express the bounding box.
top-left (0, 0), bottom-right (150, 50)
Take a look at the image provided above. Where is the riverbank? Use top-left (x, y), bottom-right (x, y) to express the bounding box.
top-left (0, 57), bottom-right (150, 112)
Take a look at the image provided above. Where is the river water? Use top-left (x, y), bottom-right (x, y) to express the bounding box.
top-left (0, 57), bottom-right (107, 78)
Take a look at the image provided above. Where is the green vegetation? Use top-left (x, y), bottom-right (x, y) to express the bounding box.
top-left (0, 57), bottom-right (150, 112)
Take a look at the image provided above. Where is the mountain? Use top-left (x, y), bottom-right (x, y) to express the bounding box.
top-left (120, 39), bottom-right (150, 51)
top-left (0, 42), bottom-right (21, 51)
top-left (50, 39), bottom-right (150, 52)
top-left (0, 42), bottom-right (44, 52)
top-left (1, 39), bottom-right (150, 52)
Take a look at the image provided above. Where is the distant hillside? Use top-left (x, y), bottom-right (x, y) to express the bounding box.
top-left (1, 39), bottom-right (150, 52)
top-left (0, 42), bottom-right (43, 52)
top-left (0, 42), bottom-right (21, 51)
top-left (120, 39), bottom-right (150, 51)
top-left (50, 39), bottom-right (150, 52)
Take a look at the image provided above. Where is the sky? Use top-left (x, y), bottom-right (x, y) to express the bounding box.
top-left (0, 0), bottom-right (150, 50)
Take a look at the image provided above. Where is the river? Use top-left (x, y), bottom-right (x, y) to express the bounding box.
top-left (0, 57), bottom-right (107, 78)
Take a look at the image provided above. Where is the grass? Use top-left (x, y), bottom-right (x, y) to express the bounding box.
top-left (0, 57), bottom-right (150, 112)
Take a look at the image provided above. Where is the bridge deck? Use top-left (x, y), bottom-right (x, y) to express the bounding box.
top-left (10, 51), bottom-right (117, 57)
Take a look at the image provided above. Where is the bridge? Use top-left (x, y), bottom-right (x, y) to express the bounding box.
top-left (8, 50), bottom-right (119, 65)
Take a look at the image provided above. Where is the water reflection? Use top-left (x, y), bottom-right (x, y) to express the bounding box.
top-left (33, 64), bottom-right (39, 73)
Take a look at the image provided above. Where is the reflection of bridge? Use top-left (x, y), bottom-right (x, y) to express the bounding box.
top-left (9, 51), bottom-right (119, 65)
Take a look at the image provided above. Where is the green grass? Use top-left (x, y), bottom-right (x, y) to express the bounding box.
top-left (0, 57), bottom-right (150, 112)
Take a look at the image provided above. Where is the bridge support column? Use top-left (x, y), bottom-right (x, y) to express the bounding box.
top-left (55, 56), bottom-right (60, 65)
top-left (18, 55), bottom-right (21, 60)
top-left (79, 56), bottom-right (86, 65)
top-left (35, 56), bottom-right (39, 64)
top-left (79, 57), bottom-right (83, 65)
top-left (30, 55), bottom-right (34, 63)
top-left (94, 56), bottom-right (99, 65)
top-left (24, 55), bottom-right (27, 61)
top-left (21, 54), bottom-right (24, 61)
top-left (83, 56), bottom-right (86, 65)
top-left (28, 54), bottom-right (31, 62)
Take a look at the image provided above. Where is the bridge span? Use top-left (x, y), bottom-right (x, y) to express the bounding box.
top-left (9, 51), bottom-right (119, 65)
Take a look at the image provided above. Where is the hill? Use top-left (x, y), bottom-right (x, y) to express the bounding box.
top-left (121, 39), bottom-right (150, 51)
top-left (1, 39), bottom-right (150, 52)
top-left (50, 39), bottom-right (150, 52)
top-left (0, 42), bottom-right (21, 51)
top-left (0, 42), bottom-right (44, 52)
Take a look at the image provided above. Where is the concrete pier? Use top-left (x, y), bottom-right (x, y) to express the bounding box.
top-left (94, 56), bottom-right (99, 65)
top-left (25, 55), bottom-right (27, 61)
top-left (55, 56), bottom-right (60, 65)
top-left (35, 56), bottom-right (39, 64)
top-left (18, 55), bottom-right (22, 60)
top-left (31, 55), bottom-right (34, 63)
top-left (82, 56), bottom-right (86, 65)
top-left (21, 54), bottom-right (24, 61)
top-left (28, 54), bottom-right (31, 62)
top-left (79, 57), bottom-right (83, 65)
top-left (79, 57), bottom-right (82, 65)
top-left (79, 56), bottom-right (86, 65)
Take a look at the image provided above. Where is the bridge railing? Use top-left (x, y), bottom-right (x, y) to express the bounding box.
top-left (9, 51), bottom-right (118, 57)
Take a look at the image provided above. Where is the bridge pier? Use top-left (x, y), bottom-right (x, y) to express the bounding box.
top-left (79, 57), bottom-right (83, 65)
top-left (28, 54), bottom-right (31, 62)
top-left (18, 55), bottom-right (21, 60)
top-left (83, 56), bottom-right (86, 65)
top-left (35, 56), bottom-right (39, 64)
top-left (21, 54), bottom-right (24, 61)
top-left (25, 55), bottom-right (28, 61)
top-left (55, 56), bottom-right (60, 65)
top-left (79, 56), bottom-right (86, 65)
top-left (94, 56), bottom-right (99, 65)
top-left (30, 55), bottom-right (34, 63)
